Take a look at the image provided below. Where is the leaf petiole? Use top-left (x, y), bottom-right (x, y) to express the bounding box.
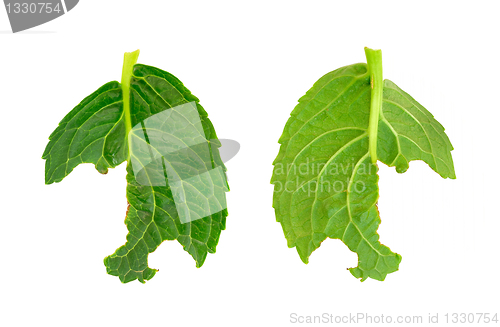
top-left (121, 49), bottom-right (140, 153)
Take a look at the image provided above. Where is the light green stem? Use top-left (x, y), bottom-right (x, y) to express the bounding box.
top-left (121, 50), bottom-right (140, 137)
top-left (364, 47), bottom-right (383, 164)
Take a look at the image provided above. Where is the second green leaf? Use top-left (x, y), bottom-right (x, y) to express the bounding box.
top-left (271, 47), bottom-right (455, 281)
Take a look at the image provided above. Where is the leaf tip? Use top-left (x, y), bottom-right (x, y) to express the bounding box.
top-left (396, 253), bottom-right (402, 264)
top-left (298, 251), bottom-right (310, 264)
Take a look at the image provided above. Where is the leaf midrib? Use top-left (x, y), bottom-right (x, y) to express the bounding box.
top-left (342, 152), bottom-right (384, 258)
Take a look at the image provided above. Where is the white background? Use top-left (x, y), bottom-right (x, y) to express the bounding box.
top-left (1, 1), bottom-right (499, 326)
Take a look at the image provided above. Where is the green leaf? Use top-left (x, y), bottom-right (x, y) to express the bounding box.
top-left (43, 50), bottom-right (229, 283)
top-left (271, 48), bottom-right (455, 281)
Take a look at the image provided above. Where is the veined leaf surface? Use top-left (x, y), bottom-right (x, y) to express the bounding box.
top-left (271, 48), bottom-right (455, 281)
top-left (43, 51), bottom-right (229, 283)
